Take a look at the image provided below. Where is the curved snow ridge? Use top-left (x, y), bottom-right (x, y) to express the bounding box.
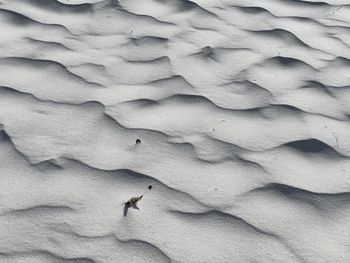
top-left (1, 205), bottom-right (75, 217)
top-left (231, 182), bottom-right (350, 262)
top-left (0, 250), bottom-right (97, 263)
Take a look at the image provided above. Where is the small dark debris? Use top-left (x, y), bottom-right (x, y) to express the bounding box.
top-left (136, 139), bottom-right (141, 144)
top-left (148, 185), bottom-right (152, 190)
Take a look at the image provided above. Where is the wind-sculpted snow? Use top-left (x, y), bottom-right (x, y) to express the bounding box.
top-left (0, 0), bottom-right (350, 262)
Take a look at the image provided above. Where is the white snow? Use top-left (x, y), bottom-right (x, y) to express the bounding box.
top-left (1, 0), bottom-right (350, 262)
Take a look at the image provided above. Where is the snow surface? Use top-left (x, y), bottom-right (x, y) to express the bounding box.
top-left (1, 0), bottom-right (350, 262)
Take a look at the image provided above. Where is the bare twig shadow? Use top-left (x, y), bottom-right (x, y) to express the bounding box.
top-left (123, 204), bottom-right (129, 217)
top-left (123, 203), bottom-right (139, 217)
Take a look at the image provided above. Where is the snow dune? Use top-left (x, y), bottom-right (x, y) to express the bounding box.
top-left (1, 0), bottom-right (350, 262)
